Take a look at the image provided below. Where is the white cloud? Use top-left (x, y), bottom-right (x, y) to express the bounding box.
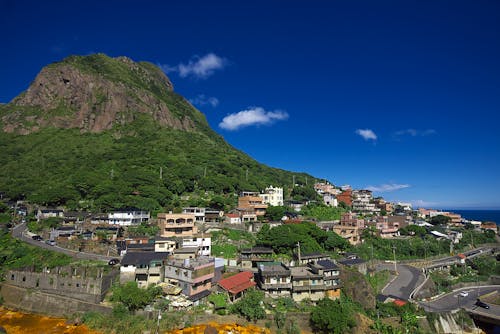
top-left (160, 53), bottom-right (227, 79)
top-left (409, 199), bottom-right (438, 208)
top-left (366, 183), bottom-right (410, 192)
top-left (395, 129), bottom-right (436, 137)
top-left (219, 107), bottom-right (289, 131)
top-left (189, 94), bottom-right (219, 107)
top-left (355, 129), bottom-right (377, 141)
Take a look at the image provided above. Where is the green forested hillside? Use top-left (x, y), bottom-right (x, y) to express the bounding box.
top-left (0, 55), bottom-right (314, 210)
top-left (0, 115), bottom-right (312, 210)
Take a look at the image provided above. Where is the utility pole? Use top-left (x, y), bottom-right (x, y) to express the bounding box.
top-left (392, 245), bottom-right (398, 274)
top-left (246, 169), bottom-right (249, 181)
top-left (160, 166), bottom-right (163, 180)
top-left (297, 241), bottom-right (301, 265)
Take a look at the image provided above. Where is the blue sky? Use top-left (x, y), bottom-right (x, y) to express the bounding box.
top-left (1, 0), bottom-right (499, 209)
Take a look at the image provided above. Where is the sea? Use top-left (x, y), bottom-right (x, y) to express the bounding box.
top-left (446, 209), bottom-right (500, 226)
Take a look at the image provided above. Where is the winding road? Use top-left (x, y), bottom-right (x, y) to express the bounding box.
top-left (376, 263), bottom-right (426, 301)
top-left (419, 286), bottom-right (500, 314)
top-left (11, 222), bottom-right (116, 262)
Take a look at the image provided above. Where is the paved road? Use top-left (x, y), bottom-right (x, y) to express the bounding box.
top-left (377, 263), bottom-right (425, 301)
top-left (409, 247), bottom-right (497, 269)
top-left (12, 222), bottom-right (116, 262)
top-left (419, 286), bottom-right (500, 313)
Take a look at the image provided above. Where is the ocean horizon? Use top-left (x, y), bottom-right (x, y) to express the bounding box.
top-left (444, 209), bottom-right (500, 225)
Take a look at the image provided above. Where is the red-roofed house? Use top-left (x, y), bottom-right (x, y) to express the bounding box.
top-left (218, 271), bottom-right (256, 301)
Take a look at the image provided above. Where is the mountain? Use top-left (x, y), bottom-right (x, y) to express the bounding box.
top-left (0, 54), bottom-right (315, 211)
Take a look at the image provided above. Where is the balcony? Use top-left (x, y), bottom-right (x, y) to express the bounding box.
top-left (259, 282), bottom-right (292, 290)
top-left (293, 284), bottom-right (326, 292)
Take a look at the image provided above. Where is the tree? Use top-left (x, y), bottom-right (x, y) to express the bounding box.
top-left (229, 289), bottom-right (265, 321)
top-left (265, 205), bottom-right (287, 221)
top-left (430, 215), bottom-right (451, 226)
top-left (310, 298), bottom-right (356, 334)
top-left (110, 281), bottom-right (162, 312)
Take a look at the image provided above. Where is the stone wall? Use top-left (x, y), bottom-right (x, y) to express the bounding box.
top-left (0, 283), bottom-right (112, 317)
top-left (5, 266), bottom-right (119, 303)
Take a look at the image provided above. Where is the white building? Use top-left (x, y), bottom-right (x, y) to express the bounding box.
top-left (108, 208), bottom-right (150, 226)
top-left (259, 186), bottom-right (284, 207)
top-left (182, 207), bottom-right (206, 223)
top-left (181, 235), bottom-right (212, 256)
top-left (323, 194), bottom-right (338, 207)
top-left (352, 190), bottom-right (378, 213)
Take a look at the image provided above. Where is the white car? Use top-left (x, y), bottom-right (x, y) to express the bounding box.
top-left (459, 291), bottom-right (468, 297)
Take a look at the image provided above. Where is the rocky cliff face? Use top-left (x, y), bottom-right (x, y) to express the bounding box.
top-left (1, 54), bottom-right (198, 134)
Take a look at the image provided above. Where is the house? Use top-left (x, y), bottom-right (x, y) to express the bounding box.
top-left (333, 212), bottom-right (365, 245)
top-left (286, 200), bottom-right (306, 212)
top-left (182, 207), bottom-right (206, 223)
top-left (241, 212), bottom-right (257, 223)
top-left (290, 266), bottom-right (326, 302)
top-left (120, 252), bottom-right (168, 287)
top-left (154, 237), bottom-right (177, 254)
top-left (36, 208), bottom-right (64, 221)
top-left (164, 257), bottom-right (215, 299)
top-left (173, 247), bottom-right (199, 260)
top-left (336, 189), bottom-right (352, 207)
top-left (314, 182), bottom-right (338, 196)
top-left (238, 193), bottom-right (267, 216)
top-left (294, 252), bottom-right (330, 266)
top-left (322, 194), bottom-right (338, 207)
top-left (314, 259), bottom-right (341, 299)
top-left (259, 186), bottom-right (284, 207)
top-left (90, 214), bottom-right (109, 225)
top-left (108, 208), bottom-right (150, 226)
top-left (239, 247), bottom-right (274, 269)
top-left (63, 211), bottom-right (90, 225)
top-left (49, 225), bottom-right (80, 240)
top-left (256, 262), bottom-right (292, 297)
top-left (180, 235), bottom-right (211, 257)
top-left (225, 213), bottom-right (241, 225)
top-left (157, 212), bottom-right (198, 237)
top-left (481, 222), bottom-right (498, 233)
top-left (352, 190), bottom-right (378, 213)
top-left (205, 209), bottom-right (224, 224)
top-left (218, 271), bottom-right (256, 302)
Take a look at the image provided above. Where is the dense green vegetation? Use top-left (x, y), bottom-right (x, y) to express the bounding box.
top-left (256, 222), bottom-right (349, 255)
top-left (310, 297), bottom-right (357, 334)
top-left (229, 288), bottom-right (266, 321)
top-left (0, 118), bottom-right (313, 211)
top-left (211, 228), bottom-right (255, 258)
top-left (0, 231), bottom-right (72, 274)
top-left (301, 204), bottom-right (346, 221)
top-left (110, 281), bottom-right (162, 312)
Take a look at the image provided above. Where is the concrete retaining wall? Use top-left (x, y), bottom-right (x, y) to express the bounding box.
top-left (0, 283), bottom-right (112, 317)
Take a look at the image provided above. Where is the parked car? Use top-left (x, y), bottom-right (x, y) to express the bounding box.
top-left (108, 258), bottom-right (120, 266)
top-left (32, 235), bottom-right (42, 241)
top-left (459, 291), bottom-right (468, 297)
top-left (45, 240), bottom-right (56, 246)
top-left (475, 300), bottom-right (490, 309)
